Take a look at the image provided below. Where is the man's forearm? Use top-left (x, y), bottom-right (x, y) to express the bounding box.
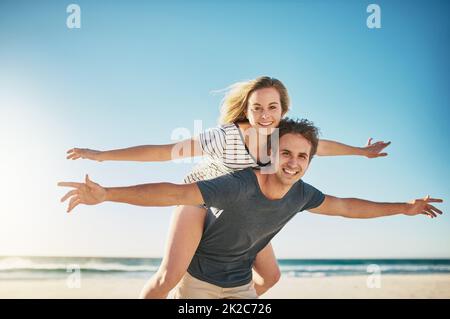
top-left (316, 140), bottom-right (364, 157)
top-left (105, 183), bottom-right (187, 206)
top-left (342, 198), bottom-right (407, 218)
top-left (310, 194), bottom-right (441, 219)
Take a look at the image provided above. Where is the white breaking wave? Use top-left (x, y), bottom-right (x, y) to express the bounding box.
top-left (0, 257), bottom-right (159, 272)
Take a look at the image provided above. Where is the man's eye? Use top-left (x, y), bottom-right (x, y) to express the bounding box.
top-left (270, 105), bottom-right (277, 109)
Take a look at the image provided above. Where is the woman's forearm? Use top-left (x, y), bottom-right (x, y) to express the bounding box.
top-left (97, 138), bottom-right (202, 162)
top-left (97, 145), bottom-right (174, 162)
top-left (316, 139), bottom-right (365, 157)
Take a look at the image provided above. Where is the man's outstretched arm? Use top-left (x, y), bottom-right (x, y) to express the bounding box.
top-left (309, 195), bottom-right (443, 219)
top-left (58, 175), bottom-right (204, 213)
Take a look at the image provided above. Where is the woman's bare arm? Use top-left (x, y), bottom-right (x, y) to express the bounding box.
top-left (66, 138), bottom-right (203, 162)
top-left (317, 138), bottom-right (390, 158)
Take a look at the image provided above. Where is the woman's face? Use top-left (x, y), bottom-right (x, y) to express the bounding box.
top-left (246, 87), bottom-right (284, 135)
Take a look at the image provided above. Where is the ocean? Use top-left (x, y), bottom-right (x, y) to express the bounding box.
top-left (1, 257), bottom-right (450, 281)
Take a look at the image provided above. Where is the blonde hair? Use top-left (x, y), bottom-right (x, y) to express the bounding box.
top-left (218, 76), bottom-right (290, 125)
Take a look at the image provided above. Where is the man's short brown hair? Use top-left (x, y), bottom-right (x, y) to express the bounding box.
top-left (276, 118), bottom-right (320, 161)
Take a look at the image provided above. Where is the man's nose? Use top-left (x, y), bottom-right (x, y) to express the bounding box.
top-left (261, 111), bottom-right (269, 119)
top-left (287, 158), bottom-right (298, 167)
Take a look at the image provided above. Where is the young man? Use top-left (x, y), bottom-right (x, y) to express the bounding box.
top-left (58, 118), bottom-right (443, 299)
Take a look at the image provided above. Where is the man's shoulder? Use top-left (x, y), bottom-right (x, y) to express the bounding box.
top-left (287, 179), bottom-right (321, 200)
top-left (297, 179), bottom-right (320, 193)
top-left (195, 168), bottom-right (256, 208)
top-left (231, 167), bottom-right (260, 181)
top-left (198, 168), bottom-right (254, 187)
top-left (215, 168), bottom-right (254, 184)
top-left (297, 179), bottom-right (325, 209)
top-left (224, 169), bottom-right (259, 194)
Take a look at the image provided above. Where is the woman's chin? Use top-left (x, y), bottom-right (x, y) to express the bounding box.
top-left (255, 127), bottom-right (276, 135)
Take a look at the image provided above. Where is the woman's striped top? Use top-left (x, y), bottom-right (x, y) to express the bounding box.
top-left (183, 123), bottom-right (269, 183)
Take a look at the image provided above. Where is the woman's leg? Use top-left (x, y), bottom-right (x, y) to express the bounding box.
top-left (252, 242), bottom-right (281, 296)
top-left (139, 205), bottom-right (207, 299)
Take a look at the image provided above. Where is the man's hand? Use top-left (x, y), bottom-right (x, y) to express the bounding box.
top-left (362, 138), bottom-right (391, 158)
top-left (404, 195), bottom-right (443, 218)
top-left (58, 175), bottom-right (107, 213)
top-left (66, 148), bottom-right (103, 161)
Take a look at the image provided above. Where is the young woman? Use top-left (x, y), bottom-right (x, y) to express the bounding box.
top-left (66, 76), bottom-right (390, 298)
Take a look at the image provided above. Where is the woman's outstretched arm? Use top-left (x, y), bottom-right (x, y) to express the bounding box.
top-left (317, 138), bottom-right (391, 158)
top-left (66, 138), bottom-right (203, 162)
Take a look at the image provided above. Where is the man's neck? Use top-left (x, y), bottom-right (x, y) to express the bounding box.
top-left (254, 170), bottom-right (292, 200)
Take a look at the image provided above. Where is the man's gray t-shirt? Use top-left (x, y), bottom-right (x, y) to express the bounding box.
top-left (188, 167), bottom-right (325, 288)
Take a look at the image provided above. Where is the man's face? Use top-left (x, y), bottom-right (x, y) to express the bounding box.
top-left (272, 133), bottom-right (312, 186)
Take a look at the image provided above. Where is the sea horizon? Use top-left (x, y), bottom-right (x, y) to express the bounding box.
top-left (2, 256), bottom-right (450, 281)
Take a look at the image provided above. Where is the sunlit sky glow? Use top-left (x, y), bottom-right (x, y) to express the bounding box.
top-left (0, 0), bottom-right (449, 258)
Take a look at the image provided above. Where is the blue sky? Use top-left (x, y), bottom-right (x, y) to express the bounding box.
top-left (0, 0), bottom-right (449, 258)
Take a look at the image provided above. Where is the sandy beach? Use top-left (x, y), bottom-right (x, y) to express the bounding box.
top-left (261, 274), bottom-right (450, 299)
top-left (1, 275), bottom-right (449, 299)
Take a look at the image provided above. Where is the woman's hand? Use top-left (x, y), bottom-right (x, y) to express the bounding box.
top-left (66, 148), bottom-right (103, 161)
top-left (361, 138), bottom-right (391, 158)
top-left (404, 195), bottom-right (443, 218)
